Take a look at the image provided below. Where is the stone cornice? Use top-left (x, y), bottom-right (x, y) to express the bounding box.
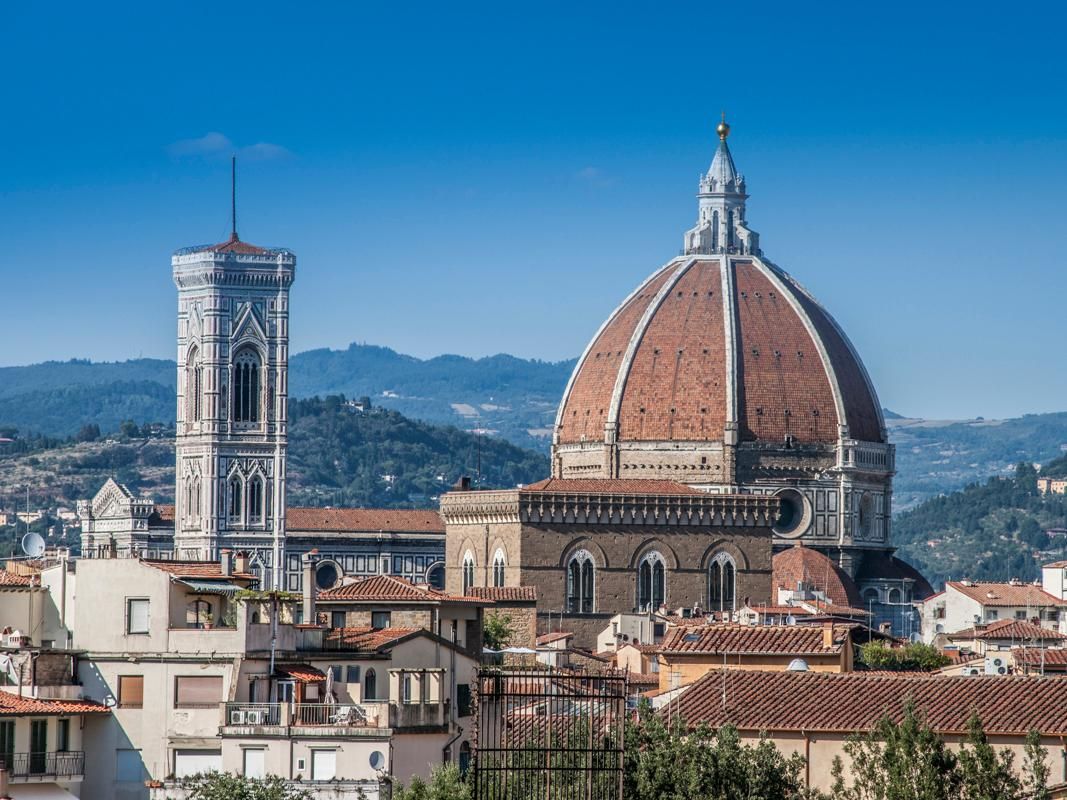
top-left (441, 489), bottom-right (777, 528)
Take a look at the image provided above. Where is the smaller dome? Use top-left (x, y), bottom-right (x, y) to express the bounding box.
top-left (772, 545), bottom-right (863, 608)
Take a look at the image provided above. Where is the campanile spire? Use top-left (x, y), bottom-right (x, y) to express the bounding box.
top-left (683, 115), bottom-right (760, 256)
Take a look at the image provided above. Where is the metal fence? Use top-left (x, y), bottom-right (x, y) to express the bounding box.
top-left (472, 668), bottom-right (626, 800)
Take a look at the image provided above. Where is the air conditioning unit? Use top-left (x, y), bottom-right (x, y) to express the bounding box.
top-left (965, 668), bottom-right (981, 676)
top-left (984, 656), bottom-right (1007, 676)
top-left (245, 710), bottom-right (263, 725)
top-left (229, 709), bottom-right (246, 725)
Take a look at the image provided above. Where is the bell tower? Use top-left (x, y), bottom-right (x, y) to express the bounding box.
top-left (171, 166), bottom-right (295, 588)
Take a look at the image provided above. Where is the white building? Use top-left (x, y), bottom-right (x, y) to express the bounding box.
top-left (921, 577), bottom-right (1067, 643)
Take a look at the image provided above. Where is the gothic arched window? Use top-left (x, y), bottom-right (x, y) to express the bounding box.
top-left (462, 551), bottom-right (475, 594)
top-left (233, 349), bottom-right (261, 423)
top-left (187, 347), bottom-right (203, 423)
top-left (248, 476), bottom-right (264, 524)
top-left (637, 551), bottom-right (666, 612)
top-left (492, 548), bottom-right (506, 588)
top-left (228, 477), bottom-right (243, 522)
top-left (708, 552), bottom-right (736, 614)
top-left (566, 550), bottom-right (595, 614)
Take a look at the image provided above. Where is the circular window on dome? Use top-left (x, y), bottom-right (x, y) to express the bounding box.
top-left (315, 560), bottom-right (341, 590)
top-left (773, 489), bottom-right (812, 539)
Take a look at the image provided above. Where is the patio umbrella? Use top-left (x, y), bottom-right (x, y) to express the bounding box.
top-left (324, 667), bottom-right (335, 704)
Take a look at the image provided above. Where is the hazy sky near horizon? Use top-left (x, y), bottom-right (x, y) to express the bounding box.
top-left (2, 2), bottom-right (1066, 421)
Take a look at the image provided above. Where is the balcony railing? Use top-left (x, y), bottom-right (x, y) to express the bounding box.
top-left (0, 751), bottom-right (85, 779)
top-left (292, 703), bottom-right (378, 727)
top-left (222, 702), bottom-right (386, 729)
top-left (224, 703), bottom-right (283, 727)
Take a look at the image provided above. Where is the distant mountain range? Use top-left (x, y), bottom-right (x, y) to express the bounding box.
top-left (0, 346), bottom-right (575, 451)
top-left (5, 346), bottom-right (1067, 514)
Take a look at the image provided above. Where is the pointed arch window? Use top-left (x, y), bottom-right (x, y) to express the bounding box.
top-left (228, 477), bottom-right (243, 522)
top-left (187, 347), bottom-right (203, 423)
top-left (637, 551), bottom-right (666, 612)
top-left (708, 552), bottom-right (737, 614)
top-left (566, 550), bottom-right (595, 614)
top-left (233, 349), bottom-right (261, 423)
top-left (248, 476), bottom-right (264, 524)
top-left (462, 552), bottom-right (475, 594)
top-left (492, 549), bottom-right (506, 588)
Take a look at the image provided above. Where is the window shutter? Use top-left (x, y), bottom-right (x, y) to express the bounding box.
top-left (175, 676), bottom-right (223, 707)
top-left (127, 599), bottom-right (150, 634)
top-left (119, 675), bottom-right (144, 708)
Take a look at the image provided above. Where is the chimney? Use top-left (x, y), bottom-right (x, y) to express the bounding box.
top-left (234, 551), bottom-right (249, 575)
top-left (822, 621), bottom-right (835, 649)
top-left (219, 549), bottom-right (232, 577)
top-left (302, 554), bottom-right (316, 625)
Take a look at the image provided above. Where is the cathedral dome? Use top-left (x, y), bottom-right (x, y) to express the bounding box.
top-left (551, 120), bottom-right (893, 556)
top-left (554, 254), bottom-right (884, 451)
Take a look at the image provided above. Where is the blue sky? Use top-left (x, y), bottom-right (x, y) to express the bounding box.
top-left (1, 2), bottom-right (1066, 420)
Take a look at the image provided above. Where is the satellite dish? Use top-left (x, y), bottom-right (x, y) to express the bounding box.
top-left (21, 532), bottom-right (45, 558)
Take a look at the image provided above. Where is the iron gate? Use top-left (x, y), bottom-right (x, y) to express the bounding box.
top-left (472, 667), bottom-right (627, 800)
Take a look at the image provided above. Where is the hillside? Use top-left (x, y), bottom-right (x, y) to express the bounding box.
top-left (0, 346), bottom-right (573, 450)
top-left (7, 350), bottom-right (1067, 516)
top-left (0, 396), bottom-right (549, 518)
top-left (894, 462), bottom-right (1067, 588)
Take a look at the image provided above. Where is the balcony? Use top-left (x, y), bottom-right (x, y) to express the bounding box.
top-left (220, 702), bottom-right (389, 737)
top-left (388, 700), bottom-right (447, 730)
top-left (0, 751), bottom-right (85, 780)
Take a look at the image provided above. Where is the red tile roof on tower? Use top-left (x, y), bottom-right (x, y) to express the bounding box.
top-left (665, 669), bottom-right (1067, 735)
top-left (0, 691), bottom-right (108, 716)
top-left (467, 586), bottom-right (538, 602)
top-left (660, 624), bottom-right (848, 656)
top-left (190, 233), bottom-right (275, 256)
top-left (520, 478), bottom-right (703, 495)
top-left (286, 507), bottom-right (444, 534)
top-left (318, 574), bottom-right (484, 604)
top-left (772, 545), bottom-right (863, 608)
top-left (946, 581), bottom-right (1067, 608)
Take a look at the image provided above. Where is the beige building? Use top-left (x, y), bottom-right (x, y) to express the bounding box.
top-left (666, 669), bottom-right (1067, 793)
top-left (656, 623), bottom-right (852, 692)
top-left (442, 478), bottom-right (776, 648)
top-left (1038, 477), bottom-right (1067, 495)
top-left (54, 553), bottom-right (477, 800)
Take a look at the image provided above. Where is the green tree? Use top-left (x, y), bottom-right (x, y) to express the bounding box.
top-left (831, 699), bottom-right (960, 800)
top-left (858, 641), bottom-right (950, 672)
top-left (482, 613), bottom-right (515, 650)
top-left (178, 772), bottom-right (313, 800)
top-left (119, 419), bottom-right (140, 439)
top-left (624, 701), bottom-right (811, 800)
top-left (390, 763), bottom-right (469, 800)
top-left (75, 423), bottom-right (100, 442)
top-left (956, 712), bottom-right (1020, 800)
top-left (1023, 730), bottom-right (1051, 800)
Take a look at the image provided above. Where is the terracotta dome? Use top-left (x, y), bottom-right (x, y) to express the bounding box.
top-left (772, 545), bottom-right (863, 609)
top-left (555, 256), bottom-right (883, 450)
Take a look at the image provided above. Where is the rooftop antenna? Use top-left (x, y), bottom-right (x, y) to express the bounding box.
top-left (231, 155), bottom-right (238, 239)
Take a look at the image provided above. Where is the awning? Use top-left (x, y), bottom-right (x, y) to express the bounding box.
top-left (10, 785), bottom-right (77, 799)
top-left (275, 663), bottom-right (326, 683)
top-left (178, 579), bottom-right (242, 596)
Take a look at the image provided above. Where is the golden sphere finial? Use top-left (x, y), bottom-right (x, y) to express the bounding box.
top-left (716, 111), bottom-right (730, 141)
